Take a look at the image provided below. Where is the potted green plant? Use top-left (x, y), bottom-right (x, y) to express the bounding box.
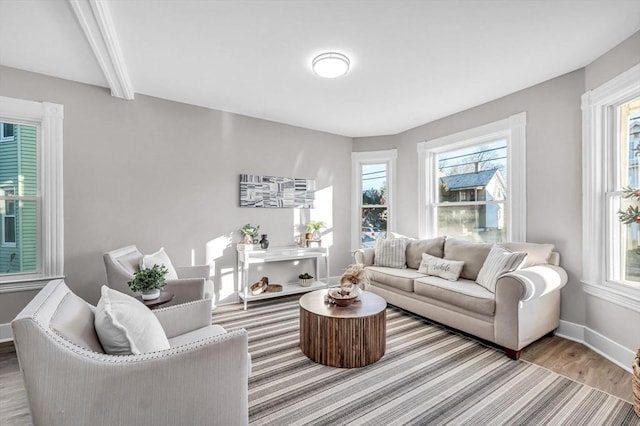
top-left (128, 264), bottom-right (168, 300)
top-left (306, 221), bottom-right (326, 240)
top-left (298, 272), bottom-right (314, 287)
top-left (240, 223), bottom-right (260, 244)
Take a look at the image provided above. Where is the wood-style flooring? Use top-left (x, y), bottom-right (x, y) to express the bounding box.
top-left (0, 333), bottom-right (635, 425)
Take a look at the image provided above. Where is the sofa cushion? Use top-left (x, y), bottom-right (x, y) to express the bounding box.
top-left (418, 253), bottom-right (464, 281)
top-left (476, 246), bottom-right (527, 293)
top-left (443, 237), bottom-right (493, 281)
top-left (374, 238), bottom-right (407, 269)
top-left (405, 237), bottom-right (446, 269)
top-left (141, 247), bottom-right (179, 279)
top-left (414, 276), bottom-right (496, 316)
top-left (498, 242), bottom-right (554, 268)
top-left (94, 286), bottom-right (171, 355)
top-left (366, 266), bottom-right (426, 292)
top-left (50, 292), bottom-right (105, 353)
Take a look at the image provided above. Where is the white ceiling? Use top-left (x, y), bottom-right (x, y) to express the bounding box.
top-left (1, 1), bottom-right (639, 137)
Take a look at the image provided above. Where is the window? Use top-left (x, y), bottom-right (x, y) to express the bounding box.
top-left (583, 63), bottom-right (640, 311)
top-left (1, 186), bottom-right (16, 247)
top-left (418, 112), bottom-right (526, 243)
top-left (352, 150), bottom-right (397, 249)
top-left (0, 123), bottom-right (15, 142)
top-left (0, 97), bottom-right (63, 287)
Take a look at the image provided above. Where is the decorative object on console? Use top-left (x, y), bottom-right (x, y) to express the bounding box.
top-left (239, 174), bottom-right (315, 208)
top-left (298, 273), bottom-right (314, 287)
top-left (250, 276), bottom-right (269, 295)
top-left (240, 223), bottom-right (260, 244)
top-left (259, 234), bottom-right (270, 249)
top-left (127, 264), bottom-right (168, 300)
top-left (306, 221), bottom-right (326, 240)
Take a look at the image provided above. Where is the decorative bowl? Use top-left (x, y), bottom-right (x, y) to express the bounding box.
top-left (328, 287), bottom-right (360, 307)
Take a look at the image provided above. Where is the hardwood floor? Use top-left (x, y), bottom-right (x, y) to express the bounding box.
top-left (0, 333), bottom-right (635, 424)
top-left (521, 335), bottom-right (634, 404)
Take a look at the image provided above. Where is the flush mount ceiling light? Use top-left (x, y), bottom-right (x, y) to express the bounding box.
top-left (312, 52), bottom-right (350, 78)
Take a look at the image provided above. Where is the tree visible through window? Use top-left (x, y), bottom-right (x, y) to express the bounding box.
top-left (361, 164), bottom-right (388, 247)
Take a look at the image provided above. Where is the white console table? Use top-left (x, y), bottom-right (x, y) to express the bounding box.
top-left (237, 246), bottom-right (329, 310)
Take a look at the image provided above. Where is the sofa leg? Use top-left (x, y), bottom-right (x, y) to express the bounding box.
top-left (545, 328), bottom-right (557, 338)
top-left (505, 349), bottom-right (521, 360)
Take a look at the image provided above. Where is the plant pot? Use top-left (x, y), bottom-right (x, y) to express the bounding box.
top-left (141, 289), bottom-right (161, 300)
top-left (299, 278), bottom-right (313, 287)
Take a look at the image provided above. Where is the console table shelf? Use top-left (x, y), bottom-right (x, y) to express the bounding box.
top-left (237, 246), bottom-right (329, 309)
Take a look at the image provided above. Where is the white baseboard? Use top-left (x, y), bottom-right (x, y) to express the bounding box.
top-left (557, 320), bottom-right (635, 373)
top-left (0, 323), bottom-right (13, 343)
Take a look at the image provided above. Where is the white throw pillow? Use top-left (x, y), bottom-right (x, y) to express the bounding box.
top-left (418, 253), bottom-right (464, 281)
top-left (374, 238), bottom-right (408, 269)
top-left (476, 246), bottom-right (528, 293)
top-left (140, 247), bottom-right (178, 280)
top-left (94, 286), bottom-right (171, 355)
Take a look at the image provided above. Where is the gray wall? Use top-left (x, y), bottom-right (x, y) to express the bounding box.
top-left (353, 29), bottom-right (640, 354)
top-left (0, 66), bottom-right (353, 323)
top-left (353, 70), bottom-right (586, 325)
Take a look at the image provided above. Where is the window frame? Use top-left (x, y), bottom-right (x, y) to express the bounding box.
top-left (582, 62), bottom-right (640, 312)
top-left (351, 149), bottom-right (397, 250)
top-left (417, 112), bottom-right (527, 242)
top-left (0, 122), bottom-right (15, 143)
top-left (0, 96), bottom-right (64, 289)
top-left (1, 186), bottom-right (17, 247)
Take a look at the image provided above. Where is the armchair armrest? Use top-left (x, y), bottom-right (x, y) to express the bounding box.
top-left (175, 265), bottom-right (211, 279)
top-left (153, 298), bottom-right (212, 338)
top-left (354, 248), bottom-right (375, 266)
top-left (165, 278), bottom-right (205, 304)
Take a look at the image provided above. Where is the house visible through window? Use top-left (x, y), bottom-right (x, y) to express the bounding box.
top-left (0, 121), bottom-right (38, 274)
top-left (352, 150), bottom-right (397, 249)
top-left (418, 112), bottom-right (526, 243)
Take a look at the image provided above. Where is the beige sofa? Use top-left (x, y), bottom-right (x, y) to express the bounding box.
top-left (355, 237), bottom-right (568, 359)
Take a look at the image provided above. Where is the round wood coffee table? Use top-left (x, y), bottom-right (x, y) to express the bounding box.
top-left (299, 289), bottom-right (386, 368)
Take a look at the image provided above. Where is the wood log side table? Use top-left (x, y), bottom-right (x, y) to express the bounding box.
top-left (299, 289), bottom-right (387, 368)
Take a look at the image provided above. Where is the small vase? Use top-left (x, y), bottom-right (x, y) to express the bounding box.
top-left (243, 234), bottom-right (253, 244)
top-left (141, 289), bottom-right (161, 300)
top-left (259, 234), bottom-right (270, 249)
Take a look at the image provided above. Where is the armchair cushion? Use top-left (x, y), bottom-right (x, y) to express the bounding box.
top-left (141, 247), bottom-right (179, 279)
top-left (94, 286), bottom-right (171, 355)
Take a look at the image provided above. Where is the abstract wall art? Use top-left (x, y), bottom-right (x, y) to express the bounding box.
top-left (239, 174), bottom-right (315, 208)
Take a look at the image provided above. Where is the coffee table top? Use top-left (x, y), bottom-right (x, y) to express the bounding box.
top-left (299, 289), bottom-right (386, 319)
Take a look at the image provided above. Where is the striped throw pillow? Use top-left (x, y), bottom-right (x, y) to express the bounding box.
top-left (374, 238), bottom-right (408, 269)
top-left (476, 246), bottom-right (527, 293)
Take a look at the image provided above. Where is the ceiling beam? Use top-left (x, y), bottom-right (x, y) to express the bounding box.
top-left (68, 0), bottom-right (134, 100)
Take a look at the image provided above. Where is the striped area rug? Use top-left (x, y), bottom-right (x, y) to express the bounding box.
top-left (213, 295), bottom-right (639, 426)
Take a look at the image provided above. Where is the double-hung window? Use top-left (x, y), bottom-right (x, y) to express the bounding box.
top-left (0, 96), bottom-right (63, 287)
top-left (583, 63), bottom-right (640, 311)
top-left (351, 150), bottom-right (397, 249)
top-left (418, 112), bottom-right (526, 242)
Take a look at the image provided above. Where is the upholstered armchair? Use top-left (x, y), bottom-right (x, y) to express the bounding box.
top-left (103, 245), bottom-right (214, 306)
top-left (11, 280), bottom-right (250, 426)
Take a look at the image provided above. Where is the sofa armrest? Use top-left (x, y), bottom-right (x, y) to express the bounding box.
top-left (165, 278), bottom-right (205, 304)
top-left (494, 264), bottom-right (568, 351)
top-left (153, 298), bottom-right (212, 338)
top-left (498, 264), bottom-right (568, 302)
top-left (354, 248), bottom-right (375, 266)
top-left (175, 265), bottom-right (211, 279)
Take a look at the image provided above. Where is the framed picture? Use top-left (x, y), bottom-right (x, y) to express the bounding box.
top-left (239, 174), bottom-right (315, 208)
